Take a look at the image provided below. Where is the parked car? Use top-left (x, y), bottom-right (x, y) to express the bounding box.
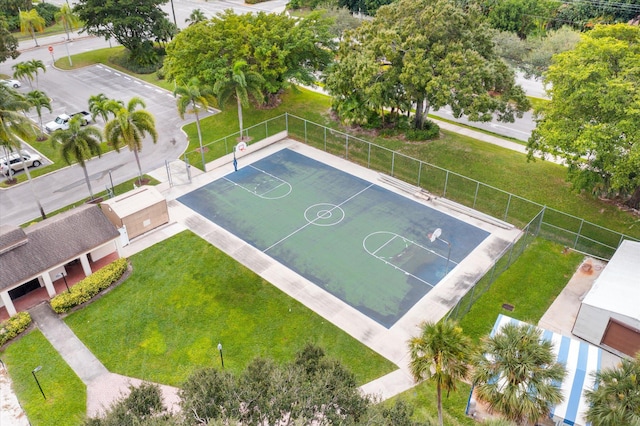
top-left (45, 111), bottom-right (92, 133)
top-left (0, 150), bottom-right (42, 177)
top-left (0, 79), bottom-right (21, 88)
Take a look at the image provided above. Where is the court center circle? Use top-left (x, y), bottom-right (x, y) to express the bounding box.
top-left (304, 203), bottom-right (345, 227)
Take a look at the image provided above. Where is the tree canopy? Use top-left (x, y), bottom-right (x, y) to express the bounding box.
top-left (73, 0), bottom-right (171, 63)
top-left (0, 15), bottom-right (19, 63)
top-left (527, 24), bottom-right (640, 209)
top-left (324, 0), bottom-right (530, 130)
top-left (163, 10), bottom-right (335, 104)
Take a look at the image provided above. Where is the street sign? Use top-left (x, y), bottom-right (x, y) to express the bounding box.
top-left (48, 46), bottom-right (53, 53)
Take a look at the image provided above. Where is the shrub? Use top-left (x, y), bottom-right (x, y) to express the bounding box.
top-left (405, 119), bottom-right (440, 140)
top-left (34, 3), bottom-right (59, 26)
top-left (50, 258), bottom-right (129, 314)
top-left (0, 311), bottom-right (31, 346)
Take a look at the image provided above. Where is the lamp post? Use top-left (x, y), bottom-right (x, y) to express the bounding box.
top-left (57, 272), bottom-right (70, 292)
top-left (428, 228), bottom-right (452, 275)
top-left (32, 366), bottom-right (46, 400)
top-left (217, 342), bottom-right (224, 368)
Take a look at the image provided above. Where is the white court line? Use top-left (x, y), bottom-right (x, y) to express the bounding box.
top-left (260, 182), bottom-right (289, 197)
top-left (263, 183), bottom-right (375, 253)
top-left (372, 235), bottom-right (398, 257)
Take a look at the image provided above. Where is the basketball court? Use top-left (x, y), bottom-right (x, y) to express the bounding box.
top-left (164, 139), bottom-right (522, 365)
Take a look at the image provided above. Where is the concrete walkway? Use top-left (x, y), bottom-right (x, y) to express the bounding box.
top-left (29, 303), bottom-right (181, 417)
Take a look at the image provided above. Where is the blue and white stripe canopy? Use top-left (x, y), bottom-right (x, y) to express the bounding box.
top-left (490, 315), bottom-right (602, 426)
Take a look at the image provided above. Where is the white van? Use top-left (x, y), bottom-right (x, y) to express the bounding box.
top-left (0, 150), bottom-right (42, 176)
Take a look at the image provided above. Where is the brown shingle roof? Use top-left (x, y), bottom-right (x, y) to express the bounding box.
top-left (0, 205), bottom-right (120, 290)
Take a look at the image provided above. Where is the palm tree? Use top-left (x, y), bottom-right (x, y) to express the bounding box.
top-left (27, 59), bottom-right (46, 89)
top-left (55, 3), bottom-right (80, 41)
top-left (174, 77), bottom-right (215, 169)
top-left (12, 61), bottom-right (35, 89)
top-left (0, 85), bottom-right (46, 219)
top-left (104, 97), bottom-right (158, 184)
top-left (27, 90), bottom-right (52, 139)
top-left (408, 320), bottom-right (472, 426)
top-left (213, 60), bottom-right (264, 141)
top-left (585, 354), bottom-right (640, 426)
top-left (88, 94), bottom-right (121, 124)
top-left (185, 8), bottom-right (206, 25)
top-left (19, 9), bottom-right (45, 47)
top-left (50, 115), bottom-right (102, 199)
top-left (472, 322), bottom-right (567, 426)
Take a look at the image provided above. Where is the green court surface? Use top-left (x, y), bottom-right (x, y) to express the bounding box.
top-left (178, 149), bottom-right (489, 327)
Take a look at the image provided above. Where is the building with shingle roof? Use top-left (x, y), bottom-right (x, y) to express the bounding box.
top-left (0, 205), bottom-right (121, 317)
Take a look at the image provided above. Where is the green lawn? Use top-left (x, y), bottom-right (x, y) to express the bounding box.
top-left (64, 230), bottom-right (397, 387)
top-left (458, 238), bottom-right (584, 342)
top-left (1, 330), bottom-right (86, 426)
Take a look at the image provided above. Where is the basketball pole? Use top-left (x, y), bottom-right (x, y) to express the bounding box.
top-left (233, 146), bottom-right (238, 172)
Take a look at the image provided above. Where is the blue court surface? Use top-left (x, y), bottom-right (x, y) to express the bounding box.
top-left (178, 148), bottom-right (489, 327)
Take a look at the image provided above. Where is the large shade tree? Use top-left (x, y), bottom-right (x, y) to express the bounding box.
top-left (104, 97), bottom-right (158, 184)
top-left (0, 15), bottom-right (20, 63)
top-left (527, 24), bottom-right (640, 209)
top-left (408, 320), bottom-right (472, 426)
top-left (73, 0), bottom-right (171, 64)
top-left (50, 115), bottom-right (102, 199)
top-left (325, 0), bottom-right (530, 130)
top-left (472, 322), bottom-right (566, 425)
top-left (163, 10), bottom-right (334, 104)
top-left (585, 354), bottom-right (640, 426)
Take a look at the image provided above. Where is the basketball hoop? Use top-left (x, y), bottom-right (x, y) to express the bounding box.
top-left (236, 141), bottom-right (247, 152)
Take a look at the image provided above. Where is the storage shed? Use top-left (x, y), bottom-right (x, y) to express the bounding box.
top-left (572, 240), bottom-right (640, 358)
top-left (100, 186), bottom-right (169, 240)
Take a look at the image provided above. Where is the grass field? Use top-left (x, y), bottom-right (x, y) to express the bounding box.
top-left (64, 230), bottom-right (396, 386)
top-left (1, 330), bottom-right (85, 426)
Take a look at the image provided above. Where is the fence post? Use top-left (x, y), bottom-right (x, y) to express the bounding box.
top-left (285, 113), bottom-right (288, 133)
top-left (443, 170), bottom-right (449, 197)
top-left (304, 120), bottom-right (307, 143)
top-left (574, 218), bottom-right (584, 249)
top-left (417, 161), bottom-right (422, 187)
top-left (224, 137), bottom-right (228, 155)
top-left (391, 152), bottom-right (395, 176)
top-left (536, 206), bottom-right (546, 236)
top-left (473, 181), bottom-right (480, 209)
top-left (324, 127), bottom-right (327, 151)
top-left (346, 135), bottom-right (349, 159)
top-left (504, 193), bottom-right (512, 222)
top-left (265, 120), bottom-right (268, 138)
top-left (368, 143), bottom-right (371, 168)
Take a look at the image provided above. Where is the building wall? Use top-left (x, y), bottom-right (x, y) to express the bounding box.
top-left (100, 204), bottom-right (124, 228)
top-left (573, 303), bottom-right (640, 356)
top-left (121, 201), bottom-right (169, 240)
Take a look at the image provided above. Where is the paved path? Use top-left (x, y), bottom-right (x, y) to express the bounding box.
top-left (29, 303), bottom-right (181, 418)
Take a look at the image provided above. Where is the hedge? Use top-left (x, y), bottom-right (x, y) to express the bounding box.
top-left (50, 258), bottom-right (129, 314)
top-left (0, 311), bottom-right (32, 347)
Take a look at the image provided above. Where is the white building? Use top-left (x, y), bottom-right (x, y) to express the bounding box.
top-left (572, 240), bottom-right (640, 358)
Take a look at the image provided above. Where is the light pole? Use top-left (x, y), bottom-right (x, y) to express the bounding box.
top-left (32, 366), bottom-right (46, 400)
top-left (428, 228), bottom-right (452, 274)
top-left (56, 272), bottom-right (70, 292)
top-left (217, 342), bottom-right (224, 368)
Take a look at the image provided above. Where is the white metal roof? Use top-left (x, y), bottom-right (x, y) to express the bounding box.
top-left (581, 240), bottom-right (640, 321)
top-left (101, 186), bottom-right (165, 218)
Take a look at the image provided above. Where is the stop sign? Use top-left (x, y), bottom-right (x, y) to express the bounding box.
top-left (48, 46), bottom-right (53, 53)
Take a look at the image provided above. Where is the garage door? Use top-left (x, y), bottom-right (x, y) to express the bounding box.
top-left (601, 319), bottom-right (640, 357)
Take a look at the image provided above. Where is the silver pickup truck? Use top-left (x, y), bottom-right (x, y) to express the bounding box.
top-left (45, 111), bottom-right (92, 133)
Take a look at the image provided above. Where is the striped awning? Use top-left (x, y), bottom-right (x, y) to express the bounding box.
top-left (489, 315), bottom-right (602, 426)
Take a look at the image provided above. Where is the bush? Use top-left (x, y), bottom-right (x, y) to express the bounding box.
top-left (0, 311), bottom-right (31, 346)
top-left (405, 119), bottom-right (440, 141)
top-left (34, 3), bottom-right (59, 26)
top-left (50, 258), bottom-right (129, 314)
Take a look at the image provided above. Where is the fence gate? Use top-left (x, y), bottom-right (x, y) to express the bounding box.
top-left (165, 159), bottom-right (192, 187)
